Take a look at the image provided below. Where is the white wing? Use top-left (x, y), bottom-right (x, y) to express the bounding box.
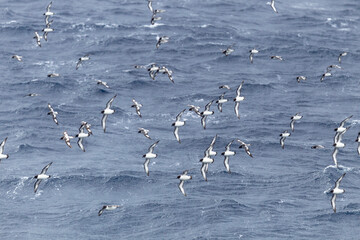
top-left (178, 181), bottom-right (186, 196)
top-left (224, 156), bottom-right (230, 173)
top-left (0, 137), bottom-right (7, 154)
top-left (175, 109), bottom-right (186, 121)
top-left (280, 137), bottom-right (285, 149)
top-left (201, 163), bottom-right (207, 181)
top-left (331, 194), bottom-right (337, 212)
top-left (78, 138), bottom-right (85, 152)
top-left (234, 102), bottom-right (240, 119)
top-left (332, 148), bottom-right (338, 167)
top-left (201, 116), bottom-right (207, 129)
top-left (174, 127), bottom-right (180, 143)
top-left (148, 140), bottom-right (160, 153)
top-left (204, 100), bottom-right (213, 111)
top-left (335, 173), bottom-right (346, 189)
top-left (144, 159), bottom-right (150, 176)
top-left (101, 114), bottom-right (108, 132)
top-left (290, 120), bottom-right (295, 132)
top-left (236, 81), bottom-right (244, 96)
top-left (106, 95), bottom-right (117, 109)
top-left (34, 179), bottom-right (42, 193)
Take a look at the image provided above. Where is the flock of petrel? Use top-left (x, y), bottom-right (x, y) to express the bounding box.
top-left (1, 0), bottom-right (353, 216)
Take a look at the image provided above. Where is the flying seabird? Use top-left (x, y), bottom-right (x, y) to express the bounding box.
top-left (280, 130), bottom-right (291, 149)
top-left (0, 137), bottom-right (9, 162)
top-left (76, 54), bottom-right (90, 70)
top-left (101, 95), bottom-right (117, 132)
top-left (151, 14), bottom-right (162, 25)
top-left (25, 93), bottom-right (40, 97)
top-left (290, 113), bottom-right (303, 132)
top-left (138, 128), bottom-right (151, 140)
top-left (330, 173), bottom-right (346, 213)
top-left (199, 150), bottom-right (214, 181)
top-left (147, 0), bottom-right (154, 13)
top-left (338, 52), bottom-right (347, 64)
top-left (43, 1), bottom-right (54, 16)
top-left (188, 105), bottom-right (201, 116)
top-left (249, 48), bottom-right (259, 64)
top-left (296, 76), bottom-right (306, 83)
top-left (326, 64), bottom-right (341, 72)
top-left (75, 124), bottom-right (90, 152)
top-left (221, 140), bottom-right (236, 173)
top-left (34, 162), bottom-right (52, 193)
top-left (222, 46), bottom-right (234, 56)
top-left (234, 80), bottom-right (245, 119)
top-left (216, 92), bottom-right (228, 112)
top-left (311, 145), bottom-right (325, 149)
top-left (200, 100), bottom-right (215, 129)
top-left (334, 115), bottom-right (352, 133)
top-left (268, 0), bottom-right (278, 13)
top-left (97, 80), bottom-right (110, 89)
top-left (156, 36), bottom-right (169, 49)
top-left (98, 205), bottom-right (121, 216)
top-left (270, 55), bottom-right (283, 61)
top-left (334, 126), bottom-right (350, 144)
top-left (12, 55), bottom-right (22, 62)
top-left (33, 32), bottom-right (42, 47)
top-left (320, 72), bottom-right (331, 82)
top-left (47, 103), bottom-right (58, 125)
top-left (205, 135), bottom-right (218, 157)
top-left (219, 85), bottom-right (231, 90)
top-left (172, 109), bottom-right (186, 143)
top-left (177, 170), bottom-right (192, 196)
top-left (237, 139), bottom-right (253, 157)
top-left (131, 99), bottom-right (142, 118)
top-left (47, 73), bottom-right (60, 77)
top-left (60, 131), bottom-right (74, 148)
top-left (143, 140), bottom-right (160, 176)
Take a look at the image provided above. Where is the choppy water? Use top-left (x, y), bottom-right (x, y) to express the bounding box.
top-left (1, 0), bottom-right (360, 239)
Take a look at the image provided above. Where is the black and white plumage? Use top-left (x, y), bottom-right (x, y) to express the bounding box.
top-left (44, 1), bottom-right (54, 16)
top-left (280, 130), bottom-right (291, 149)
top-left (330, 173), bottom-right (346, 213)
top-left (60, 131), bottom-right (74, 148)
top-left (270, 55), bottom-right (283, 61)
top-left (34, 162), bottom-right (53, 193)
top-left (334, 126), bottom-right (350, 145)
top-left (237, 139), bottom-right (253, 158)
top-left (143, 140), bottom-right (160, 176)
top-left (296, 76), bottom-right (307, 83)
top-left (172, 109), bottom-right (186, 143)
top-left (311, 145), bottom-right (325, 149)
top-left (151, 14), bottom-right (162, 25)
top-left (334, 115), bottom-right (352, 133)
top-left (221, 140), bottom-right (236, 173)
top-left (131, 99), bottom-right (142, 118)
top-left (177, 170), bottom-right (192, 196)
top-left (101, 95), bottom-right (117, 132)
top-left (233, 80), bottom-right (245, 119)
top-left (219, 85), bottom-right (231, 90)
top-left (12, 55), bottom-right (22, 62)
top-left (326, 64), bottom-right (341, 72)
top-left (156, 36), bottom-right (169, 49)
top-left (320, 72), bottom-right (331, 82)
top-left (98, 205), bottom-right (121, 216)
top-left (0, 137), bottom-right (9, 162)
top-left (47, 73), bottom-right (60, 77)
top-left (97, 80), bottom-right (110, 88)
top-left (249, 49), bottom-right (259, 64)
top-left (76, 54), bottom-right (90, 70)
top-left (338, 52), bottom-right (347, 64)
top-left (200, 100), bottom-right (215, 129)
top-left (138, 128), bottom-right (151, 140)
top-left (75, 124), bottom-right (90, 152)
top-left (188, 105), bottom-right (201, 116)
top-left (290, 113), bottom-right (303, 132)
top-left (33, 32), bottom-right (42, 47)
top-left (47, 103), bottom-right (58, 125)
top-left (216, 92), bottom-right (228, 112)
top-left (222, 46), bottom-right (234, 56)
top-left (81, 121), bottom-right (93, 135)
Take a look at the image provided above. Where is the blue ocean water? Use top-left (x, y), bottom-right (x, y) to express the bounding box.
top-left (1, 0), bottom-right (360, 239)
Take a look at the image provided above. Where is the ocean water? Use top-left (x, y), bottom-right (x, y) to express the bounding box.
top-left (1, 0), bottom-right (360, 239)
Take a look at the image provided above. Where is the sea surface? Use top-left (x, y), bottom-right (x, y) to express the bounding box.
top-left (0, 0), bottom-right (360, 239)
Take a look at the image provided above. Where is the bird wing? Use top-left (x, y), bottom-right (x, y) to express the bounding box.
top-left (178, 181), bottom-right (186, 196)
top-left (339, 115), bottom-right (353, 127)
top-left (98, 206), bottom-right (106, 216)
top-left (224, 156), bottom-right (230, 173)
top-left (335, 173), bottom-right (346, 189)
top-left (234, 102), bottom-right (240, 119)
top-left (174, 127), bottom-right (180, 143)
top-left (175, 109), bottom-right (186, 121)
top-left (331, 194), bottom-right (337, 213)
top-left (144, 159), bottom-right (150, 176)
top-left (101, 114), bottom-right (108, 133)
top-left (34, 179), bottom-right (42, 193)
top-left (225, 140), bottom-right (233, 151)
top-left (106, 95), bottom-right (117, 109)
top-left (0, 137), bottom-right (7, 154)
top-left (78, 138), bottom-right (85, 152)
top-left (41, 162), bottom-right (53, 174)
top-left (46, 1), bottom-right (52, 12)
top-left (76, 59), bottom-right (82, 70)
top-left (332, 148), bottom-right (338, 167)
top-left (148, 140), bottom-right (160, 153)
top-left (290, 120), bottom-right (295, 132)
top-left (204, 100), bottom-right (214, 111)
top-left (236, 81), bottom-right (244, 96)
top-left (201, 116), bottom-right (207, 129)
top-left (280, 137), bottom-right (285, 149)
top-left (201, 163), bottom-right (208, 181)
